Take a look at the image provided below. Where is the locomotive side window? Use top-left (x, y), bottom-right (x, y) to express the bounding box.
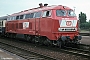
top-left (25, 13), bottom-right (34, 19)
top-left (7, 17), bottom-right (9, 20)
top-left (11, 16), bottom-right (16, 20)
top-left (13, 16), bottom-right (16, 20)
top-left (35, 11), bottom-right (41, 18)
top-left (25, 14), bottom-right (30, 19)
top-left (7, 17), bottom-right (11, 21)
top-left (16, 16), bottom-right (20, 20)
top-left (42, 10), bottom-right (51, 17)
top-left (10, 17), bottom-right (13, 20)
top-left (56, 10), bottom-right (66, 16)
top-left (20, 15), bottom-right (24, 19)
top-left (30, 13), bottom-right (34, 18)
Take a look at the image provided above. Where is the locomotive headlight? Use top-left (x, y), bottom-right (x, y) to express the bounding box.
top-left (58, 28), bottom-right (65, 31)
top-left (58, 27), bottom-right (77, 31)
top-left (58, 28), bottom-right (64, 31)
top-left (58, 28), bottom-right (61, 31)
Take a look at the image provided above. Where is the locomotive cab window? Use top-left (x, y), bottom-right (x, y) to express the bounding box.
top-left (42, 10), bottom-right (51, 17)
top-left (20, 15), bottom-right (24, 19)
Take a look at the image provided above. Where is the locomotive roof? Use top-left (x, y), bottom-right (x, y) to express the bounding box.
top-left (0, 16), bottom-right (8, 20)
top-left (10, 5), bottom-right (71, 16)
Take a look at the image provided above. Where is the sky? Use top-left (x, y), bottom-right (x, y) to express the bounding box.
top-left (0, 0), bottom-right (90, 21)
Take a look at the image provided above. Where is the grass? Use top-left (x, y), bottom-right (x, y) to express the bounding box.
top-left (80, 30), bottom-right (90, 33)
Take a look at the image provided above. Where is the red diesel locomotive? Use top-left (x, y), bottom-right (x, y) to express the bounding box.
top-left (6, 3), bottom-right (82, 47)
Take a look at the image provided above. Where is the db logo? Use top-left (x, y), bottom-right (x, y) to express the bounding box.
top-left (66, 21), bottom-right (72, 26)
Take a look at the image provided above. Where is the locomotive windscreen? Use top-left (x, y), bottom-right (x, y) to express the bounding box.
top-left (56, 10), bottom-right (76, 17)
top-left (56, 10), bottom-right (66, 16)
top-left (67, 10), bottom-right (76, 16)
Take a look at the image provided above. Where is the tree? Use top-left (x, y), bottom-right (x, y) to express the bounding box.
top-left (79, 12), bottom-right (87, 23)
top-left (79, 12), bottom-right (87, 29)
top-left (89, 19), bottom-right (90, 23)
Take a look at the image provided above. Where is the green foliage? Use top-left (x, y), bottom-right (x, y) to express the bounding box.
top-left (89, 20), bottom-right (90, 23)
top-left (80, 22), bottom-right (90, 30)
top-left (79, 12), bottom-right (87, 23)
top-left (78, 12), bottom-right (89, 30)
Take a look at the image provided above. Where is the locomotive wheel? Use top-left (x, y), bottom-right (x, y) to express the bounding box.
top-left (26, 35), bottom-right (31, 41)
top-left (31, 36), bottom-right (36, 43)
top-left (44, 38), bottom-right (52, 46)
top-left (57, 40), bottom-right (63, 48)
top-left (11, 34), bottom-right (16, 39)
top-left (24, 35), bottom-right (31, 41)
top-left (58, 41), bottom-right (61, 48)
top-left (13, 34), bottom-right (16, 38)
top-left (9, 34), bottom-right (12, 38)
top-left (34, 36), bottom-right (39, 43)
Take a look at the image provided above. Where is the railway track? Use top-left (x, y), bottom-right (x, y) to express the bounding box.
top-left (0, 37), bottom-right (89, 60)
top-left (62, 45), bottom-right (90, 58)
top-left (0, 38), bottom-right (56, 60)
top-left (50, 44), bottom-right (90, 59)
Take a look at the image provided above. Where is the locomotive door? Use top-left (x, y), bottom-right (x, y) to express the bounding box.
top-left (34, 12), bottom-right (41, 35)
top-left (35, 18), bottom-right (40, 35)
